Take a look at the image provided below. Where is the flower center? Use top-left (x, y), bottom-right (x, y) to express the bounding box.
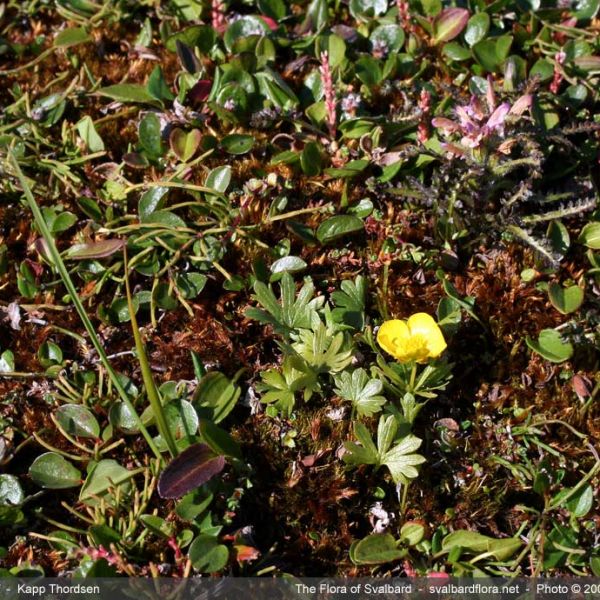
top-left (394, 333), bottom-right (430, 362)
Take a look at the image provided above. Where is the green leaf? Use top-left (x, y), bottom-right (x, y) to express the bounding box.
top-left (139, 514), bottom-right (174, 538)
top-left (331, 275), bottom-right (367, 330)
top-left (355, 56), bottom-right (382, 86)
top-left (350, 534), bottom-right (404, 565)
top-left (176, 489), bottom-right (214, 521)
top-left (109, 401), bottom-right (140, 434)
top-left (565, 484), bottom-right (594, 517)
top-left (400, 522), bottom-right (425, 546)
top-left (65, 239), bottom-right (124, 260)
top-left (38, 341), bottom-right (63, 368)
top-left (189, 535), bottom-right (229, 573)
top-left (76, 116), bottom-right (104, 152)
top-left (54, 27), bottom-right (91, 48)
top-left (79, 459), bottom-right (134, 507)
top-left (199, 419), bottom-right (242, 460)
top-left (370, 24), bottom-right (405, 53)
top-left (139, 113), bottom-right (164, 159)
top-left (526, 329), bottom-right (574, 363)
top-left (464, 12), bottom-right (489, 46)
top-left (245, 273), bottom-right (323, 338)
top-left (55, 404), bottom-right (100, 439)
top-left (258, 0), bottom-right (286, 19)
top-left (579, 222), bottom-right (600, 249)
top-left (96, 84), bottom-right (158, 105)
top-left (292, 322), bottom-right (353, 374)
top-left (193, 372), bottom-right (241, 424)
top-left (443, 42), bottom-right (472, 61)
top-left (141, 209), bottom-right (187, 229)
top-left (166, 25), bottom-right (216, 54)
top-left (270, 256), bottom-right (307, 275)
top-left (591, 554), bottom-right (600, 576)
top-left (548, 282), bottom-right (584, 314)
top-left (574, 0), bottom-right (600, 19)
top-left (441, 530), bottom-right (522, 561)
top-left (139, 186), bottom-right (168, 219)
top-left (324, 159), bottom-right (369, 178)
top-left (221, 134), bottom-right (254, 155)
top-left (0, 474), bottom-right (25, 506)
top-left (175, 272), bottom-right (207, 299)
top-left (0, 350), bottom-right (15, 373)
top-left (147, 66), bottom-right (175, 102)
top-left (334, 369), bottom-right (386, 417)
top-left (158, 400), bottom-right (199, 444)
top-left (256, 356), bottom-right (319, 416)
top-left (473, 35), bottom-right (513, 72)
top-left (343, 421), bottom-right (379, 465)
top-left (433, 8), bottom-right (469, 44)
top-left (349, 0), bottom-right (388, 20)
top-left (29, 453), bottom-right (81, 489)
top-left (224, 16), bottom-right (269, 53)
top-left (205, 165), bottom-right (232, 193)
top-left (169, 128), bottom-right (201, 162)
top-left (547, 220), bottom-right (570, 259)
top-left (316, 215), bottom-right (364, 244)
top-left (300, 141), bottom-right (322, 176)
top-left (381, 434), bottom-right (426, 485)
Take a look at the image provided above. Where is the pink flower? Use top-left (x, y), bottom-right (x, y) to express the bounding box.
top-left (433, 83), bottom-right (531, 153)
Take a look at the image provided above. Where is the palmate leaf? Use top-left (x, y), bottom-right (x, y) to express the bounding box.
top-left (245, 273), bottom-right (324, 338)
top-left (256, 356), bottom-right (319, 415)
top-left (331, 275), bottom-right (367, 330)
top-left (343, 422), bottom-right (378, 465)
top-left (343, 416), bottom-right (425, 485)
top-left (381, 435), bottom-right (426, 485)
top-left (334, 369), bottom-right (386, 417)
top-left (291, 322), bottom-right (353, 374)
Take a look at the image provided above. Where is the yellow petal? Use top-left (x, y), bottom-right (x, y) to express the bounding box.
top-left (377, 319), bottom-right (410, 360)
top-left (406, 312), bottom-right (447, 358)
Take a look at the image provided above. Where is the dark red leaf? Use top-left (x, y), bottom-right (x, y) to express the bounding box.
top-left (158, 443), bottom-right (225, 499)
top-left (187, 80), bottom-right (212, 105)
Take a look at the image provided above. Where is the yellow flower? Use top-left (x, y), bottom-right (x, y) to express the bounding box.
top-left (377, 313), bottom-right (447, 363)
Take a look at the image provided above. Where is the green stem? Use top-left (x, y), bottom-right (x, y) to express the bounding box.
top-left (124, 249), bottom-right (178, 459)
top-left (408, 362), bottom-right (417, 393)
top-left (8, 151), bottom-right (162, 462)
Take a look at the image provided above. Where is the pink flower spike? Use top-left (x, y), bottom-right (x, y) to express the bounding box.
top-left (440, 142), bottom-right (467, 157)
top-left (455, 105), bottom-right (478, 132)
top-left (485, 102), bottom-right (510, 133)
top-left (431, 117), bottom-right (460, 133)
top-left (510, 94), bottom-right (533, 116)
top-left (465, 96), bottom-right (485, 121)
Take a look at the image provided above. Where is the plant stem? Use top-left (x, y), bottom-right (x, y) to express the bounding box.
top-left (124, 248), bottom-right (178, 458)
top-left (8, 151), bottom-right (163, 462)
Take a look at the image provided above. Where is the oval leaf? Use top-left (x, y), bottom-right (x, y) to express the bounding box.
top-left (350, 534), bottom-right (404, 565)
top-left (96, 84), bottom-right (158, 105)
top-left (158, 443), bottom-right (225, 499)
top-left (317, 215), bottom-right (364, 244)
top-left (579, 222), bottom-right (600, 249)
top-left (526, 329), bottom-right (574, 363)
top-left (433, 8), bottom-right (469, 44)
top-left (65, 239), bottom-right (124, 260)
top-left (29, 453), bottom-right (82, 489)
top-left (79, 459), bottom-right (134, 507)
top-left (270, 256), bottom-right (307, 274)
top-left (548, 282), bottom-right (584, 315)
top-left (169, 128), bottom-right (202, 162)
top-left (56, 404), bottom-right (100, 439)
top-left (0, 474), bottom-right (25, 506)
